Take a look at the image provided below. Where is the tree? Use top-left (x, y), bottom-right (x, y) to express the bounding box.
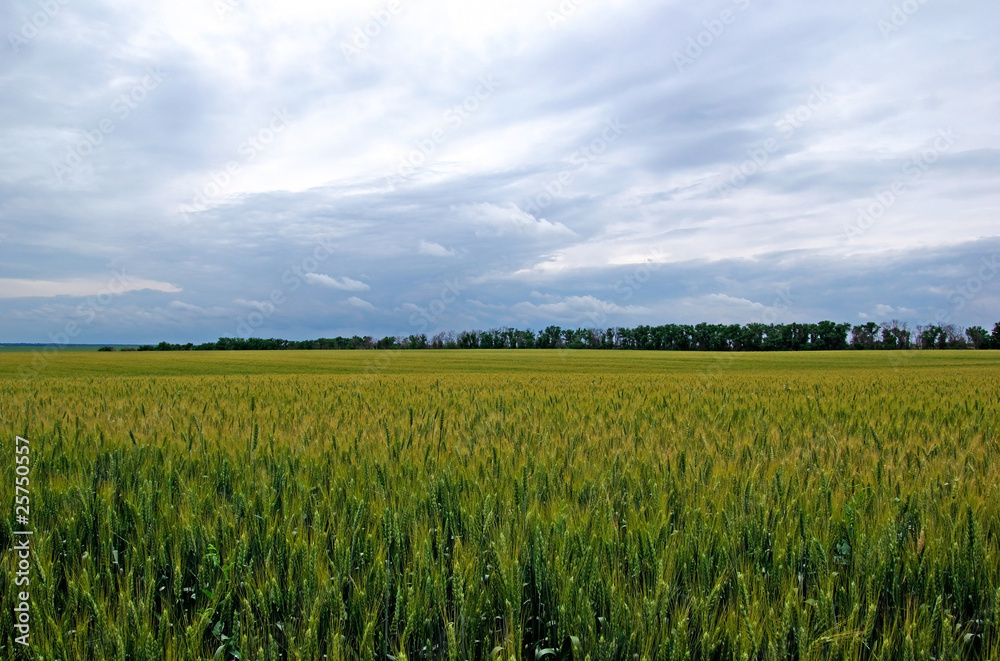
top-left (739, 323), bottom-right (767, 351)
top-left (457, 331), bottom-right (479, 349)
top-left (601, 328), bottom-right (616, 350)
top-left (537, 326), bottom-right (562, 349)
top-left (966, 326), bottom-right (990, 350)
top-left (942, 324), bottom-right (965, 349)
top-left (514, 329), bottom-right (535, 349)
top-left (917, 325), bottom-right (951, 349)
top-left (814, 321), bottom-right (851, 350)
top-left (880, 320), bottom-right (911, 350)
top-left (405, 334), bottom-right (428, 349)
top-left (851, 322), bottom-right (881, 349)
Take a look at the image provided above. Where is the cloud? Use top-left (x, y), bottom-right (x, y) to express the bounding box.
top-left (0, 0), bottom-right (998, 341)
top-left (168, 301), bottom-right (205, 312)
top-left (673, 294), bottom-right (784, 325)
top-left (455, 202), bottom-right (575, 237)
top-left (168, 301), bottom-right (229, 316)
top-left (418, 240), bottom-right (456, 257)
top-left (860, 303), bottom-right (920, 320)
top-left (0, 276), bottom-right (181, 299)
top-left (512, 295), bottom-right (649, 323)
top-left (303, 274), bottom-right (370, 291)
top-left (234, 298), bottom-right (270, 309)
top-left (872, 303), bottom-right (916, 318)
top-left (346, 296), bottom-right (377, 311)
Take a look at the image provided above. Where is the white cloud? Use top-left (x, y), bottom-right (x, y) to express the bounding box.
top-left (669, 294), bottom-right (793, 325)
top-left (169, 301), bottom-right (204, 312)
top-left (303, 273), bottom-right (370, 291)
top-left (530, 290), bottom-right (559, 302)
top-left (512, 295), bottom-right (648, 323)
top-left (168, 301), bottom-right (229, 315)
top-left (346, 296), bottom-right (377, 311)
top-left (0, 276), bottom-right (181, 299)
top-left (873, 303), bottom-right (916, 318)
top-left (700, 294), bottom-right (768, 311)
top-left (455, 202), bottom-right (575, 237)
top-left (418, 240), bottom-right (456, 257)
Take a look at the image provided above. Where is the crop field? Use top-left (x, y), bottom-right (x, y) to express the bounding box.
top-left (1, 350), bottom-right (999, 660)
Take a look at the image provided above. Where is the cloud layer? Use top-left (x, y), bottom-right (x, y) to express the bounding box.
top-left (1, 0), bottom-right (998, 343)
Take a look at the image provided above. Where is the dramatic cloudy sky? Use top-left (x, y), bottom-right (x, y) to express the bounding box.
top-left (1, 0), bottom-right (998, 343)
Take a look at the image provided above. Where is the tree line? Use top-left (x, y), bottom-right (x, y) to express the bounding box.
top-left (124, 320), bottom-right (1000, 352)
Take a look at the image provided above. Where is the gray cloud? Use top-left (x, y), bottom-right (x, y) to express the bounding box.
top-left (1, 0), bottom-right (998, 343)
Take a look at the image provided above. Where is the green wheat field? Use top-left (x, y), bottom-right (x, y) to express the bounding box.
top-left (1, 350), bottom-right (999, 660)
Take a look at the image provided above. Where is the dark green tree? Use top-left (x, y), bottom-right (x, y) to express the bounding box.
top-left (851, 322), bottom-right (881, 349)
top-left (966, 326), bottom-right (991, 350)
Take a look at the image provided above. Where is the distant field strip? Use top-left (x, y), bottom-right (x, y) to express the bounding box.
top-left (1, 351), bottom-right (998, 659)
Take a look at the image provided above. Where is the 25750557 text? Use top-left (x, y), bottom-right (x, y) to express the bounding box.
top-left (13, 435), bottom-right (32, 647)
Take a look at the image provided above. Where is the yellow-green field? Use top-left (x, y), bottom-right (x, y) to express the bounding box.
top-left (2, 351), bottom-right (999, 660)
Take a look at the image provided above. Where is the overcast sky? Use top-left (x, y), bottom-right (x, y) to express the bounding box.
top-left (1, 0), bottom-right (998, 343)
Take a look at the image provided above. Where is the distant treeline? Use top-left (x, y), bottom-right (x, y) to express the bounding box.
top-left (120, 320), bottom-right (1000, 352)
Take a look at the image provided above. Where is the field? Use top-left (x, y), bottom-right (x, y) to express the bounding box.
top-left (1, 350), bottom-right (999, 660)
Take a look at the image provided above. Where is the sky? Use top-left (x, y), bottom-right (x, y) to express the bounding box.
top-left (1, 0), bottom-right (998, 344)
